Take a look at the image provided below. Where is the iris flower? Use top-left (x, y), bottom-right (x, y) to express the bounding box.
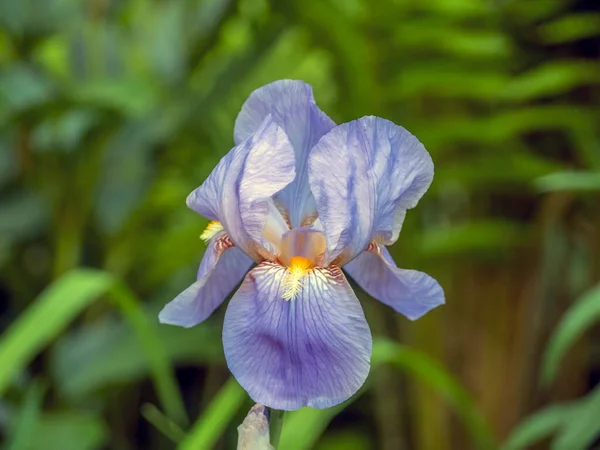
top-left (159, 80), bottom-right (444, 410)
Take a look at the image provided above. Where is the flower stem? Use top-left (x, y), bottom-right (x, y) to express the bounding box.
top-left (268, 408), bottom-right (285, 449)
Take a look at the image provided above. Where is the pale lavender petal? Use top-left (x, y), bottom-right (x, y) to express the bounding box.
top-left (309, 116), bottom-right (434, 265)
top-left (223, 262), bottom-right (371, 410)
top-left (187, 115), bottom-right (295, 259)
top-left (344, 245), bottom-right (444, 320)
top-left (159, 233), bottom-right (253, 328)
top-left (238, 135), bottom-right (295, 256)
top-left (234, 80), bottom-right (335, 227)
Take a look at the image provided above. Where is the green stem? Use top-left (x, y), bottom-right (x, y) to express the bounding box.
top-left (269, 409), bottom-right (286, 449)
top-left (110, 282), bottom-right (189, 427)
top-left (140, 403), bottom-right (186, 443)
top-left (178, 378), bottom-right (246, 450)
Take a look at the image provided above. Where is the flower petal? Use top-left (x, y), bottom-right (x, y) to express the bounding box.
top-left (234, 80), bottom-right (335, 228)
top-left (223, 262), bottom-right (371, 410)
top-left (309, 116), bottom-right (434, 265)
top-left (187, 115), bottom-right (295, 260)
top-left (159, 233), bottom-right (253, 328)
top-left (344, 245), bottom-right (444, 320)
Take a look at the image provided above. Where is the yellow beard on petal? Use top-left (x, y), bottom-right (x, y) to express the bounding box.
top-left (282, 256), bottom-right (312, 301)
top-left (200, 221), bottom-right (223, 243)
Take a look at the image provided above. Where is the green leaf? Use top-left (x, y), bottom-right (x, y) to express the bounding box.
top-left (437, 150), bottom-right (561, 189)
top-left (393, 21), bottom-right (511, 59)
top-left (141, 403), bottom-right (186, 443)
top-left (280, 0), bottom-right (376, 116)
top-left (0, 270), bottom-right (113, 396)
top-left (541, 283), bottom-right (600, 384)
top-left (412, 0), bottom-right (490, 19)
top-left (0, 64), bottom-right (54, 113)
top-left (502, 404), bottom-right (573, 450)
top-left (94, 122), bottom-right (156, 234)
top-left (51, 313), bottom-right (222, 400)
top-left (501, 61), bottom-right (600, 101)
top-left (0, 0), bottom-right (82, 36)
top-left (372, 339), bottom-right (497, 450)
top-left (139, 1), bottom-right (187, 83)
top-left (69, 79), bottom-right (159, 117)
top-left (31, 109), bottom-right (99, 153)
top-left (418, 106), bottom-right (595, 149)
top-left (0, 137), bottom-right (16, 187)
top-left (418, 220), bottom-right (528, 258)
top-left (178, 377), bottom-right (247, 450)
top-left (28, 411), bottom-right (108, 450)
top-left (538, 13), bottom-right (600, 44)
top-left (552, 385), bottom-right (600, 450)
top-left (0, 190), bottom-right (49, 244)
top-left (392, 64), bottom-right (508, 101)
top-left (280, 339), bottom-right (496, 450)
top-left (6, 380), bottom-right (47, 450)
top-left (535, 171), bottom-right (600, 193)
top-left (0, 269), bottom-right (187, 426)
top-left (315, 430), bottom-right (373, 450)
top-left (505, 0), bottom-right (579, 23)
top-left (268, 409), bottom-right (285, 448)
top-left (279, 401), bottom-right (353, 450)
top-left (108, 282), bottom-right (189, 426)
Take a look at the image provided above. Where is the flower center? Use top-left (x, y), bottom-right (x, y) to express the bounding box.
top-left (200, 221), bottom-right (223, 242)
top-left (278, 229), bottom-right (326, 301)
top-left (278, 228), bottom-right (326, 268)
top-left (282, 256), bottom-right (312, 301)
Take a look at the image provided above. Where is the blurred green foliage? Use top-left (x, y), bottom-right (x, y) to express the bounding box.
top-left (1, 0), bottom-right (599, 449)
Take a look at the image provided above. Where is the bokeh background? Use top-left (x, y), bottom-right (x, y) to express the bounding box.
top-left (1, 0), bottom-right (599, 449)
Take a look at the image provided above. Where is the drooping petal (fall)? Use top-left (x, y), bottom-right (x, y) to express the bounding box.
top-left (159, 233), bottom-right (253, 328)
top-left (344, 245), bottom-right (444, 320)
top-left (223, 261), bottom-right (372, 410)
top-left (187, 115), bottom-right (296, 260)
top-left (234, 80), bottom-right (336, 228)
top-left (309, 116), bottom-right (434, 265)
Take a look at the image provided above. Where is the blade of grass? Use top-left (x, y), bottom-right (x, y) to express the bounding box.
top-left (110, 282), bottom-right (188, 426)
top-left (372, 338), bottom-right (497, 450)
top-left (0, 270), bottom-right (112, 396)
top-left (541, 283), bottom-right (600, 385)
top-left (141, 403), bottom-right (187, 443)
top-left (501, 403), bottom-right (573, 450)
top-left (279, 400), bottom-right (355, 450)
top-left (553, 385), bottom-right (600, 450)
top-left (535, 171), bottom-right (600, 193)
top-left (6, 380), bottom-right (47, 450)
top-left (280, 339), bottom-right (496, 450)
top-left (0, 269), bottom-right (187, 426)
top-left (178, 377), bottom-right (246, 450)
top-left (268, 409), bottom-right (285, 448)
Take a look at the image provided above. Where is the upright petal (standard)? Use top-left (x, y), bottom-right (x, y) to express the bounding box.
top-left (187, 115), bottom-right (296, 260)
top-left (309, 116), bottom-right (434, 265)
top-left (235, 80), bottom-right (336, 227)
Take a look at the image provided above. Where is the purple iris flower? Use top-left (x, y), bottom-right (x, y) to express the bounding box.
top-left (159, 80), bottom-right (444, 410)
